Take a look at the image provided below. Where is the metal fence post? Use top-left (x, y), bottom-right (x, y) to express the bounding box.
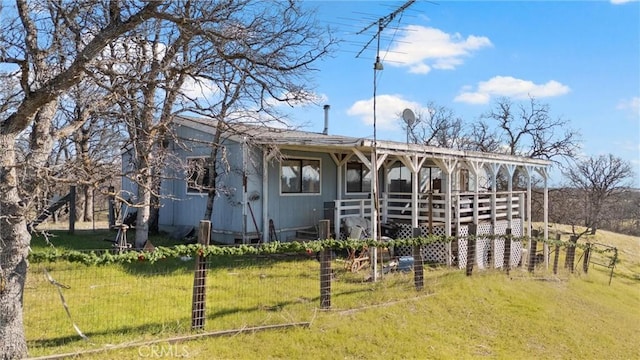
top-left (191, 220), bottom-right (210, 330)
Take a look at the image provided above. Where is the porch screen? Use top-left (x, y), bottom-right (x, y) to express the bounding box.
top-left (281, 159), bottom-right (320, 194)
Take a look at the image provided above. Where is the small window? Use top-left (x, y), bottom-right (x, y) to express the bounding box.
top-left (346, 162), bottom-right (371, 193)
top-left (281, 158), bottom-right (320, 194)
top-left (187, 157), bottom-right (212, 194)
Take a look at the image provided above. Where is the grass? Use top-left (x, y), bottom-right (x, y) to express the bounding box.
top-left (24, 226), bottom-right (640, 359)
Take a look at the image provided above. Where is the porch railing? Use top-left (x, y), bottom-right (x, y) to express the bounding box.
top-left (330, 191), bottom-right (525, 237)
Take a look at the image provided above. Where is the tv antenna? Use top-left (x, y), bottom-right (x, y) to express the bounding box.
top-left (356, 0), bottom-right (417, 281)
top-left (355, 0), bottom-right (416, 145)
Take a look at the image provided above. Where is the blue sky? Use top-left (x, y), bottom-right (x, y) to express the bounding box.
top-left (289, 0), bottom-right (640, 186)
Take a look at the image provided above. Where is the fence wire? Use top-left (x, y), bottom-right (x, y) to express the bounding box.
top-left (22, 237), bottom-right (596, 357)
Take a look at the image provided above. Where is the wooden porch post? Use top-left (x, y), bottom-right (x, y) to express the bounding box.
top-left (444, 171), bottom-right (452, 267)
top-left (524, 166), bottom-right (533, 240)
top-left (412, 164), bottom-right (419, 229)
top-left (505, 164), bottom-right (516, 231)
top-left (488, 163), bottom-right (499, 234)
top-left (542, 168), bottom-right (550, 269)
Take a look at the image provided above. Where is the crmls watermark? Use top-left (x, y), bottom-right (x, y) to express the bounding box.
top-left (138, 344), bottom-right (190, 358)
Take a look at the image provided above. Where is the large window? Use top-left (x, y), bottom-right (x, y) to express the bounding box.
top-left (186, 157), bottom-right (212, 194)
top-left (388, 163), bottom-right (412, 192)
top-left (280, 158), bottom-right (321, 194)
top-left (387, 163), bottom-right (441, 193)
top-left (346, 162), bottom-right (372, 193)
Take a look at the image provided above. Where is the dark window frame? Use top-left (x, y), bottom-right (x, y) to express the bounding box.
top-left (346, 162), bottom-right (372, 194)
top-left (280, 158), bottom-right (321, 195)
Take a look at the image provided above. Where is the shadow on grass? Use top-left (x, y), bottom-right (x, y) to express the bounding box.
top-left (27, 318), bottom-right (192, 349)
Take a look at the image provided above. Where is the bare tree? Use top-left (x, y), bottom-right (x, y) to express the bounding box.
top-left (407, 102), bottom-right (468, 149)
top-left (480, 96), bottom-right (580, 161)
top-left (93, 1), bottom-right (335, 244)
top-left (563, 154), bottom-right (635, 237)
top-left (184, 2), bottom-right (334, 224)
top-left (0, 2), bottom-right (167, 357)
top-left (53, 86), bottom-right (126, 222)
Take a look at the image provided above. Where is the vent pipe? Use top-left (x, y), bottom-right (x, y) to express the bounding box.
top-left (323, 104), bottom-right (330, 135)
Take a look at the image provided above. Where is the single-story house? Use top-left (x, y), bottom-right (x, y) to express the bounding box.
top-left (123, 108), bottom-right (551, 268)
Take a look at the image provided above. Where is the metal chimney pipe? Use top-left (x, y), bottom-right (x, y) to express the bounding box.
top-left (323, 104), bottom-right (330, 135)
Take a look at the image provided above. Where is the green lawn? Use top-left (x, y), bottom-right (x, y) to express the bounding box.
top-left (24, 227), bottom-right (640, 359)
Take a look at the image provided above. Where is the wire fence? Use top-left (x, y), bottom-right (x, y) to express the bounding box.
top-left (21, 229), bottom-right (610, 358)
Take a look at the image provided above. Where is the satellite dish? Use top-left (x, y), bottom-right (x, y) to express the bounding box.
top-left (402, 108), bottom-right (416, 128)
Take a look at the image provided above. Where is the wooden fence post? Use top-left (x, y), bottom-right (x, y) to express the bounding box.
top-left (318, 220), bottom-right (332, 309)
top-left (413, 244), bottom-right (424, 291)
top-left (528, 229), bottom-right (539, 272)
top-left (565, 235), bottom-right (577, 273)
top-left (553, 234), bottom-right (561, 275)
top-left (503, 228), bottom-right (512, 274)
top-left (68, 185), bottom-right (76, 235)
top-left (108, 186), bottom-right (115, 228)
top-left (582, 243), bottom-right (591, 273)
top-left (466, 224), bottom-right (476, 276)
top-left (191, 220), bottom-right (210, 330)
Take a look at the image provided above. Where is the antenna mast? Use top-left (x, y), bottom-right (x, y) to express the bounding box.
top-left (356, 0), bottom-right (416, 282)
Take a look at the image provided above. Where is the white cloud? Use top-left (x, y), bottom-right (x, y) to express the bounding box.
top-left (180, 75), bottom-right (218, 100)
top-left (347, 94), bottom-right (426, 130)
top-left (381, 25), bottom-right (492, 74)
top-left (616, 96), bottom-right (640, 118)
top-left (454, 76), bottom-right (570, 104)
top-left (610, 0), bottom-right (638, 5)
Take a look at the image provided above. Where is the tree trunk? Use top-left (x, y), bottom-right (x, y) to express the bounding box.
top-left (0, 133), bottom-right (30, 359)
top-left (77, 188), bottom-right (86, 222)
top-left (135, 156), bottom-right (152, 249)
top-left (83, 185), bottom-right (93, 222)
top-left (148, 166), bottom-right (162, 235)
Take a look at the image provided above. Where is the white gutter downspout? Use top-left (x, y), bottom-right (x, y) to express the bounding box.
top-left (262, 150), bottom-right (270, 243)
top-left (242, 137), bottom-right (248, 244)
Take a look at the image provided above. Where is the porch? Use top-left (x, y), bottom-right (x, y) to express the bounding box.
top-left (327, 190), bottom-right (526, 240)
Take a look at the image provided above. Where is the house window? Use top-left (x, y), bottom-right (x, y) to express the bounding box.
top-left (388, 163), bottom-right (441, 193)
top-left (346, 162), bottom-right (371, 193)
top-left (281, 158), bottom-right (321, 194)
top-left (186, 157), bottom-right (212, 194)
top-left (388, 163), bottom-right (411, 192)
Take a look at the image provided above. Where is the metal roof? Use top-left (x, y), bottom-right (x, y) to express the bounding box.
top-left (173, 116), bottom-right (550, 168)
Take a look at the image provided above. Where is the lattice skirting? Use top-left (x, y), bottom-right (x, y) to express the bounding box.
top-left (456, 219), bottom-right (524, 269)
top-left (346, 219), bottom-right (524, 269)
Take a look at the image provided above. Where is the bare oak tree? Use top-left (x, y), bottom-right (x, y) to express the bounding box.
top-left (406, 102), bottom-right (468, 149)
top-left (563, 154), bottom-right (635, 237)
top-left (479, 96), bottom-right (580, 161)
top-left (0, 2), bottom-right (167, 357)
